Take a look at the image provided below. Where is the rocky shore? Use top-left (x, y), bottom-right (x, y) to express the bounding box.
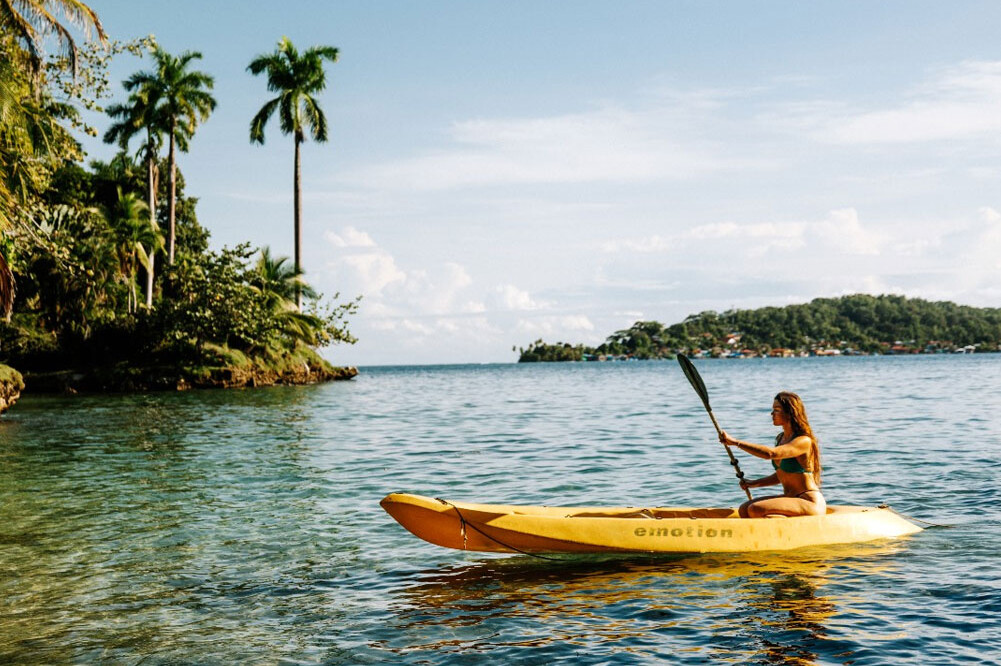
top-left (20, 362), bottom-right (357, 394)
top-left (0, 364), bottom-right (25, 414)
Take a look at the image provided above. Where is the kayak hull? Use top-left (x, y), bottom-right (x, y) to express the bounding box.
top-left (380, 493), bottom-right (922, 555)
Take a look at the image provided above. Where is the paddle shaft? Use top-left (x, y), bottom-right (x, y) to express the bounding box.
top-left (676, 354), bottom-right (753, 501)
top-left (704, 406), bottom-right (752, 501)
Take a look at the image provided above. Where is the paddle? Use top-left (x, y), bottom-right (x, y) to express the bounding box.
top-left (676, 353), bottom-right (752, 501)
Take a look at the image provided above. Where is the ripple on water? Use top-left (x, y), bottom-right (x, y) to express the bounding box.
top-left (1, 358), bottom-right (1000, 663)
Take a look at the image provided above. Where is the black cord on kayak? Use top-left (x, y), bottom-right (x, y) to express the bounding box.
top-left (878, 504), bottom-right (955, 529)
top-left (436, 498), bottom-right (564, 561)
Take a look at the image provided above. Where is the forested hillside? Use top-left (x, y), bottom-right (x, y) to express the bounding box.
top-left (518, 294), bottom-right (1001, 362)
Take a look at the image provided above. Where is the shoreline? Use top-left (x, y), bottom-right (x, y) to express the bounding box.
top-left (0, 361), bottom-right (357, 410)
top-left (17, 363), bottom-right (358, 395)
top-left (519, 350), bottom-right (997, 364)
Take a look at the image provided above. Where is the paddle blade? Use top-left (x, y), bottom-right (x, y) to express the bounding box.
top-left (677, 353), bottom-right (711, 411)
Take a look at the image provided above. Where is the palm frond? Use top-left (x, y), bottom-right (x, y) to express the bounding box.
top-left (248, 36), bottom-right (338, 142)
top-left (249, 97), bottom-right (280, 144)
top-left (301, 95), bottom-right (328, 142)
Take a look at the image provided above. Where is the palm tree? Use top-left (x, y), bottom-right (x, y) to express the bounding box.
top-left (103, 187), bottom-right (162, 312)
top-left (0, 0), bottom-right (106, 77)
top-left (252, 246), bottom-right (324, 349)
top-left (120, 47), bottom-right (215, 265)
top-left (104, 87), bottom-right (164, 240)
top-left (248, 37), bottom-right (338, 310)
top-left (253, 246), bottom-right (317, 306)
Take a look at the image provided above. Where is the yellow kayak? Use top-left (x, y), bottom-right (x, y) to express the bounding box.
top-left (381, 493), bottom-right (922, 555)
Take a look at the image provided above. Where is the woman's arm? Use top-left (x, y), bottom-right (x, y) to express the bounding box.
top-left (741, 473), bottom-right (779, 489)
top-left (720, 431), bottom-right (812, 460)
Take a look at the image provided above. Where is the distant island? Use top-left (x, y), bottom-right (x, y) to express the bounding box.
top-left (517, 294), bottom-right (1001, 362)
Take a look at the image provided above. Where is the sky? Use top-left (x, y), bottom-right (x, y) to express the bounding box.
top-left (68, 1), bottom-right (1001, 365)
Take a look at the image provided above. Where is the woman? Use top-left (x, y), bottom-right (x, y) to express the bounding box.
top-left (718, 391), bottom-right (825, 518)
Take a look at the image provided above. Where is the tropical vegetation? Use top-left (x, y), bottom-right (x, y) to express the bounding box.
top-left (518, 295), bottom-right (1001, 362)
top-left (0, 0), bottom-right (105, 77)
top-left (0, 4), bottom-right (358, 393)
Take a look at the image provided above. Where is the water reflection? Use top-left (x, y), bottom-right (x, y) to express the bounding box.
top-left (741, 573), bottom-right (837, 666)
top-left (383, 543), bottom-right (904, 664)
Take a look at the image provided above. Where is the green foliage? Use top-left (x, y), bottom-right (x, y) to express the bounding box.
top-left (518, 340), bottom-right (590, 363)
top-left (0, 37), bottom-right (80, 224)
top-left (1, 17), bottom-right (358, 384)
top-left (247, 37), bottom-right (339, 146)
top-left (3, 228), bottom-right (358, 372)
top-left (1, 60), bottom-right (355, 379)
top-left (1, 27), bottom-right (151, 317)
top-left (518, 295), bottom-right (1001, 362)
top-left (13, 203), bottom-right (124, 340)
top-left (119, 45), bottom-right (215, 264)
top-left (0, 362), bottom-right (24, 392)
top-left (151, 244), bottom-right (357, 362)
top-left (0, 0), bottom-right (107, 78)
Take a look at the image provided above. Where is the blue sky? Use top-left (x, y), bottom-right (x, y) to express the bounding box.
top-left (75, 1), bottom-right (1001, 365)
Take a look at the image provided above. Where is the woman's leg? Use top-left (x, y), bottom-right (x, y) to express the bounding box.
top-left (739, 495), bottom-right (784, 518)
top-left (745, 495), bottom-right (826, 518)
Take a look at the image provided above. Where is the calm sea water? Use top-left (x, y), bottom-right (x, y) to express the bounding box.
top-left (1, 356), bottom-right (999, 665)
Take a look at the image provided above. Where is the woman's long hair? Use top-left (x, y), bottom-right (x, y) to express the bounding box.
top-left (775, 391), bottom-right (822, 486)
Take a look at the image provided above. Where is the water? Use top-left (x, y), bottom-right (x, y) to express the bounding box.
top-left (1, 356), bottom-right (999, 664)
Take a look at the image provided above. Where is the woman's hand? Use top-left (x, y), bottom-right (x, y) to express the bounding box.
top-left (739, 478), bottom-right (751, 491)
top-left (719, 430), bottom-right (738, 447)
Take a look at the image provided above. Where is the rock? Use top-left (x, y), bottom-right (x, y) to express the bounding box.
top-left (0, 364), bottom-right (25, 414)
top-left (17, 356), bottom-right (358, 395)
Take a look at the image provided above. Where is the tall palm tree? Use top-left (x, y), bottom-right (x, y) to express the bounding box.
top-left (121, 47), bottom-right (215, 265)
top-left (104, 87), bottom-right (164, 240)
top-left (0, 0), bottom-right (106, 77)
top-left (248, 36), bottom-right (338, 310)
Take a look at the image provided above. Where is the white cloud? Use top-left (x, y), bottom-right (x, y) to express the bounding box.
top-left (321, 228), bottom-right (564, 359)
top-left (343, 102), bottom-right (770, 191)
top-left (492, 284), bottom-right (544, 311)
top-left (979, 206), bottom-right (1001, 223)
top-left (515, 315), bottom-right (596, 337)
top-left (688, 221), bottom-right (804, 245)
top-left (338, 251), bottom-right (406, 297)
top-left (400, 319), bottom-right (434, 336)
top-left (599, 209), bottom-right (884, 261)
top-left (324, 230), bottom-right (478, 312)
top-left (963, 214), bottom-right (1001, 288)
top-left (811, 208), bottom-right (885, 255)
top-left (326, 226), bottom-right (377, 248)
top-left (334, 58), bottom-right (1001, 199)
top-left (601, 235), bottom-right (674, 253)
top-left (801, 61), bottom-right (1001, 145)
top-left (687, 222), bottom-right (741, 240)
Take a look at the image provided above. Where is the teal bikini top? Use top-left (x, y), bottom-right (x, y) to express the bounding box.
top-left (773, 457), bottom-right (813, 474)
top-left (773, 434), bottom-right (815, 474)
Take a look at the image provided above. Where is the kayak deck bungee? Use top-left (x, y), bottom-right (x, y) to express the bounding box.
top-left (380, 493), bottom-right (922, 555)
